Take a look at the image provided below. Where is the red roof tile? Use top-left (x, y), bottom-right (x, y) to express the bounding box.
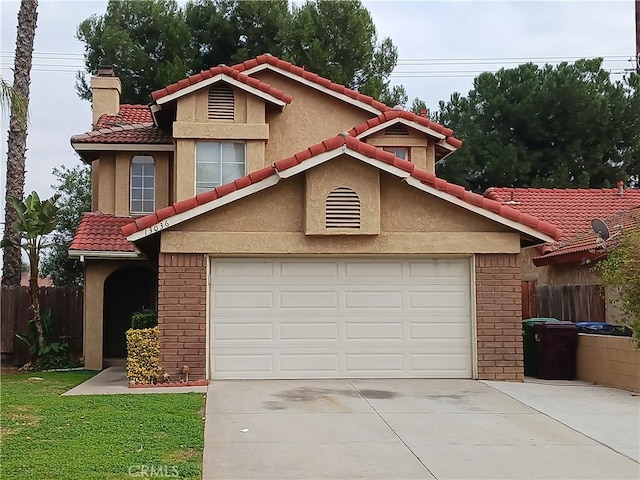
top-left (151, 64), bottom-right (293, 104)
top-left (533, 206), bottom-right (640, 265)
top-left (95, 104), bottom-right (153, 128)
top-left (484, 186), bottom-right (640, 241)
top-left (71, 124), bottom-right (172, 145)
top-left (347, 110), bottom-right (462, 149)
top-left (71, 214), bottom-right (137, 252)
top-left (122, 135), bottom-right (561, 241)
top-left (232, 54), bottom-right (391, 113)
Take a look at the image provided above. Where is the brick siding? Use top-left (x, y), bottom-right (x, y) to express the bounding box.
top-left (157, 253), bottom-right (207, 380)
top-left (475, 254), bottom-right (523, 381)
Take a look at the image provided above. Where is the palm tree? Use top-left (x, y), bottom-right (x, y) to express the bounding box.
top-left (0, 77), bottom-right (27, 118)
top-left (2, 0), bottom-right (38, 286)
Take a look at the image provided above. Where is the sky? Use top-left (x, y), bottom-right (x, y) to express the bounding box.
top-left (0, 0), bottom-right (637, 232)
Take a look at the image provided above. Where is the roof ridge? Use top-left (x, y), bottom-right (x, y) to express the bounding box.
top-left (231, 54), bottom-right (391, 113)
top-left (121, 135), bottom-right (561, 241)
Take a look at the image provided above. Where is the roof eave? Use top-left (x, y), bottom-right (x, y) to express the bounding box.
top-left (68, 249), bottom-right (143, 260)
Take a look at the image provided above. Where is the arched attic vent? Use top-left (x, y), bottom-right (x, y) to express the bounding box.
top-left (325, 187), bottom-right (361, 229)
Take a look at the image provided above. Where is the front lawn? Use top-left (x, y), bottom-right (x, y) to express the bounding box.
top-left (0, 371), bottom-right (205, 479)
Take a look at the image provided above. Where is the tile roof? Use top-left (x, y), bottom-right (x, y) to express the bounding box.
top-left (533, 206), bottom-right (640, 265)
top-left (347, 110), bottom-right (462, 149)
top-left (121, 135), bottom-right (561, 241)
top-left (71, 124), bottom-right (173, 145)
top-left (95, 104), bottom-right (153, 128)
top-left (70, 214), bottom-right (138, 252)
top-left (484, 186), bottom-right (640, 241)
top-left (232, 54), bottom-right (390, 112)
top-left (151, 64), bottom-right (293, 104)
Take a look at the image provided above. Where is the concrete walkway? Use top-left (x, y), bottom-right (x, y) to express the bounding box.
top-left (485, 378), bottom-right (640, 462)
top-left (62, 367), bottom-right (207, 395)
top-left (202, 379), bottom-right (639, 480)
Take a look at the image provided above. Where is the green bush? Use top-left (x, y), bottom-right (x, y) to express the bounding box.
top-left (126, 327), bottom-right (159, 384)
top-left (131, 309), bottom-right (158, 329)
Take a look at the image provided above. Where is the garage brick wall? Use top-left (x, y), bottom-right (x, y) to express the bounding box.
top-left (157, 253), bottom-right (207, 380)
top-left (475, 254), bottom-right (524, 381)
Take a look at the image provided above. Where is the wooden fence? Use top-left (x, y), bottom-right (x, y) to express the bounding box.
top-left (1, 286), bottom-right (83, 366)
top-left (521, 282), bottom-right (605, 322)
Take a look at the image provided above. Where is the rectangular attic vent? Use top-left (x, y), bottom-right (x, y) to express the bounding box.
top-left (208, 84), bottom-right (234, 121)
top-left (384, 124), bottom-right (409, 136)
top-left (326, 187), bottom-right (361, 229)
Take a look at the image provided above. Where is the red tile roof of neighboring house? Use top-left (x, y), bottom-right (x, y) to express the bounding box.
top-left (70, 124), bottom-right (173, 145)
top-left (484, 186), bottom-right (640, 241)
top-left (95, 104), bottom-right (153, 128)
top-left (347, 110), bottom-right (462, 149)
top-left (70, 214), bottom-right (138, 252)
top-left (232, 54), bottom-right (390, 112)
top-left (533, 206), bottom-right (640, 266)
top-left (151, 64), bottom-right (294, 104)
top-left (121, 135), bottom-right (561, 241)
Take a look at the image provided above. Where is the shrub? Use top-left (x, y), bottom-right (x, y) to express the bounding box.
top-left (131, 309), bottom-right (158, 329)
top-left (126, 326), bottom-right (159, 384)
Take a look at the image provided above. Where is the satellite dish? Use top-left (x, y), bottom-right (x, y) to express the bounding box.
top-left (591, 218), bottom-right (610, 240)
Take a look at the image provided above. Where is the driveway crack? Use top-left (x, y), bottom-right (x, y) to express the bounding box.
top-left (347, 380), bottom-right (439, 479)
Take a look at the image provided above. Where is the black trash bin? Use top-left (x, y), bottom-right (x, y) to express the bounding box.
top-left (522, 318), bottom-right (559, 377)
top-left (534, 322), bottom-right (578, 380)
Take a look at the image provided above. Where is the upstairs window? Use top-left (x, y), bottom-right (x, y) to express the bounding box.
top-left (383, 147), bottom-right (408, 160)
top-left (325, 187), bottom-right (361, 230)
top-left (208, 84), bottom-right (234, 121)
top-left (130, 155), bottom-right (155, 214)
top-left (196, 142), bottom-right (246, 194)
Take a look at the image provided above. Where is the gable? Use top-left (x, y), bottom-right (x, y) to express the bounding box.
top-left (161, 155), bottom-right (519, 255)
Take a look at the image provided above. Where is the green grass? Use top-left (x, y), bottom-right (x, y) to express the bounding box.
top-left (0, 371), bottom-right (205, 479)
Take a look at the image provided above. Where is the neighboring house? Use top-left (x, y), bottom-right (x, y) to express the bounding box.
top-left (483, 187), bottom-right (640, 321)
top-left (69, 55), bottom-right (559, 381)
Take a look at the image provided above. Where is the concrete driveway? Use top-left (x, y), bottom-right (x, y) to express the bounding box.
top-left (202, 379), bottom-right (639, 480)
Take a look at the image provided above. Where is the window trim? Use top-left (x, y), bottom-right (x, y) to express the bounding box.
top-left (383, 147), bottom-right (409, 161)
top-left (195, 141), bottom-right (247, 194)
top-left (130, 155), bottom-right (156, 215)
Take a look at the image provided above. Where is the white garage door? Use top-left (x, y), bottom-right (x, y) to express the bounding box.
top-left (210, 258), bottom-right (472, 379)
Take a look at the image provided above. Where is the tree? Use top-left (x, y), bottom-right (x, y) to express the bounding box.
top-left (0, 77), bottom-right (27, 119)
top-left (41, 165), bottom-right (92, 286)
top-left (2, 192), bottom-right (59, 349)
top-left (76, 0), bottom-right (193, 104)
top-left (596, 220), bottom-right (640, 347)
top-left (285, 0), bottom-right (399, 103)
top-left (76, 0), bottom-right (402, 106)
top-left (435, 59), bottom-right (640, 192)
top-left (2, 0), bottom-right (38, 286)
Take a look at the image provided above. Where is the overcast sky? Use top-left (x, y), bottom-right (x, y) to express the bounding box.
top-left (0, 0), bottom-right (636, 225)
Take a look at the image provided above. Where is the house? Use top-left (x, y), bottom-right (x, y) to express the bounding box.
top-left (69, 55), bottom-right (560, 381)
top-left (483, 187), bottom-right (640, 321)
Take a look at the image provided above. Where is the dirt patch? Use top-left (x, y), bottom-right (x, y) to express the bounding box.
top-left (164, 448), bottom-right (200, 463)
top-left (3, 405), bottom-right (42, 428)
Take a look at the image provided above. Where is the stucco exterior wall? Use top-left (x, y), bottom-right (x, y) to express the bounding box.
top-left (521, 247), bottom-right (600, 286)
top-left (91, 160), bottom-right (99, 212)
top-left (83, 259), bottom-right (155, 370)
top-left (305, 156), bottom-right (380, 235)
top-left (97, 153), bottom-right (116, 214)
top-left (91, 76), bottom-right (121, 127)
top-left (577, 334), bottom-right (640, 392)
top-left (255, 70), bottom-right (372, 165)
top-left (365, 129), bottom-right (434, 173)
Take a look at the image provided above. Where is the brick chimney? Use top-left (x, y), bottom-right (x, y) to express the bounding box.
top-left (90, 65), bottom-right (121, 128)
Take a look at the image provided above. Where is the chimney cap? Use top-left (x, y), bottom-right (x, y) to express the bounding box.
top-left (97, 65), bottom-right (115, 77)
